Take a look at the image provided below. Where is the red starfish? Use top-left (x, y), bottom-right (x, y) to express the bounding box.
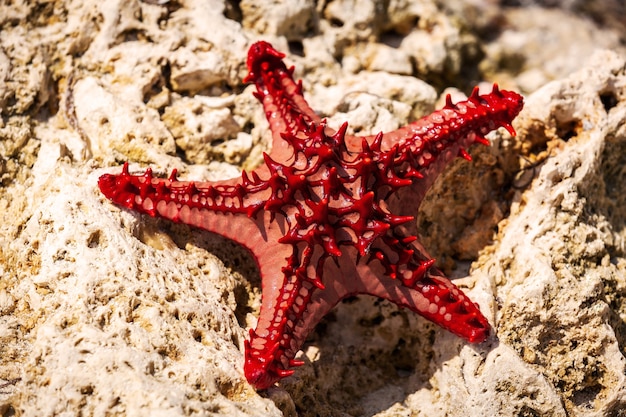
top-left (98, 41), bottom-right (524, 390)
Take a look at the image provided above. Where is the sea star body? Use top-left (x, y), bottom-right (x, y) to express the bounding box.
top-left (98, 41), bottom-right (524, 390)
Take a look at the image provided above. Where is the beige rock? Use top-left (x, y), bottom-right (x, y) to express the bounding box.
top-left (482, 49), bottom-right (626, 415)
top-left (240, 0), bottom-right (316, 41)
top-left (72, 76), bottom-right (177, 164)
top-left (1, 0), bottom-right (626, 416)
top-left (399, 12), bottom-right (461, 77)
top-left (161, 96), bottom-right (246, 165)
top-left (358, 42), bottom-right (413, 75)
top-left (482, 7), bottom-right (626, 93)
top-left (310, 71), bottom-right (437, 121)
top-left (321, 0), bottom-right (382, 44)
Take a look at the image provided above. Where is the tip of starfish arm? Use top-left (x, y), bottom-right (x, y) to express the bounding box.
top-left (244, 41), bottom-right (286, 85)
top-left (244, 357), bottom-right (282, 390)
top-left (464, 316), bottom-right (491, 343)
top-left (98, 173), bottom-right (122, 202)
top-left (445, 304), bottom-right (492, 343)
top-left (98, 172), bottom-right (140, 211)
top-left (401, 272), bottom-right (493, 344)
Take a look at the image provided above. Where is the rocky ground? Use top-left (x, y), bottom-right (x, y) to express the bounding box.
top-left (1, 1), bottom-right (626, 416)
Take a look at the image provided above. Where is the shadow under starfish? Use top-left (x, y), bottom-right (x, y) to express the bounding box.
top-left (98, 41), bottom-right (524, 390)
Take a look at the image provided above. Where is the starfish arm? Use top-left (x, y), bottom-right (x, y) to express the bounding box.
top-left (380, 85), bottom-right (523, 153)
top-left (355, 224), bottom-right (491, 342)
top-left (245, 249), bottom-right (360, 390)
top-left (96, 165), bottom-right (299, 288)
top-left (360, 265), bottom-right (491, 343)
top-left (97, 163), bottom-right (273, 220)
top-left (286, 244), bottom-right (492, 346)
top-left (244, 267), bottom-right (322, 390)
top-left (244, 41), bottom-right (323, 150)
top-left (244, 244), bottom-right (305, 390)
top-left (334, 87), bottom-right (523, 158)
top-left (381, 86), bottom-right (524, 208)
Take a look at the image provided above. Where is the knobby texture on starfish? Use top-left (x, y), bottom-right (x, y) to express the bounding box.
top-left (98, 41), bottom-right (524, 390)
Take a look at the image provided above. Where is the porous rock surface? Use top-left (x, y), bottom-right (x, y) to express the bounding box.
top-left (1, 1), bottom-right (626, 416)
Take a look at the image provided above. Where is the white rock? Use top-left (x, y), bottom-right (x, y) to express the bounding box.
top-left (1, 0), bottom-right (626, 415)
top-left (477, 49), bottom-right (626, 415)
top-left (240, 0), bottom-right (316, 41)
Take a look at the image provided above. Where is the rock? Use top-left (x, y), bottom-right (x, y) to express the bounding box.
top-left (161, 96), bottom-right (247, 165)
top-left (481, 49), bottom-right (626, 415)
top-left (481, 7), bottom-right (626, 93)
top-left (71, 76), bottom-right (177, 164)
top-left (1, 0), bottom-right (626, 416)
top-left (240, 0), bottom-right (316, 41)
top-left (310, 71), bottom-right (437, 122)
top-left (358, 42), bottom-right (413, 75)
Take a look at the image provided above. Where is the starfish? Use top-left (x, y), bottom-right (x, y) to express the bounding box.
top-left (98, 41), bottom-right (524, 390)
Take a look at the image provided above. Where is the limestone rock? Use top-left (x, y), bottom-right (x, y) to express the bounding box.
top-left (1, 0), bottom-right (626, 416)
top-left (483, 49), bottom-right (626, 415)
top-left (240, 0), bottom-right (316, 41)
